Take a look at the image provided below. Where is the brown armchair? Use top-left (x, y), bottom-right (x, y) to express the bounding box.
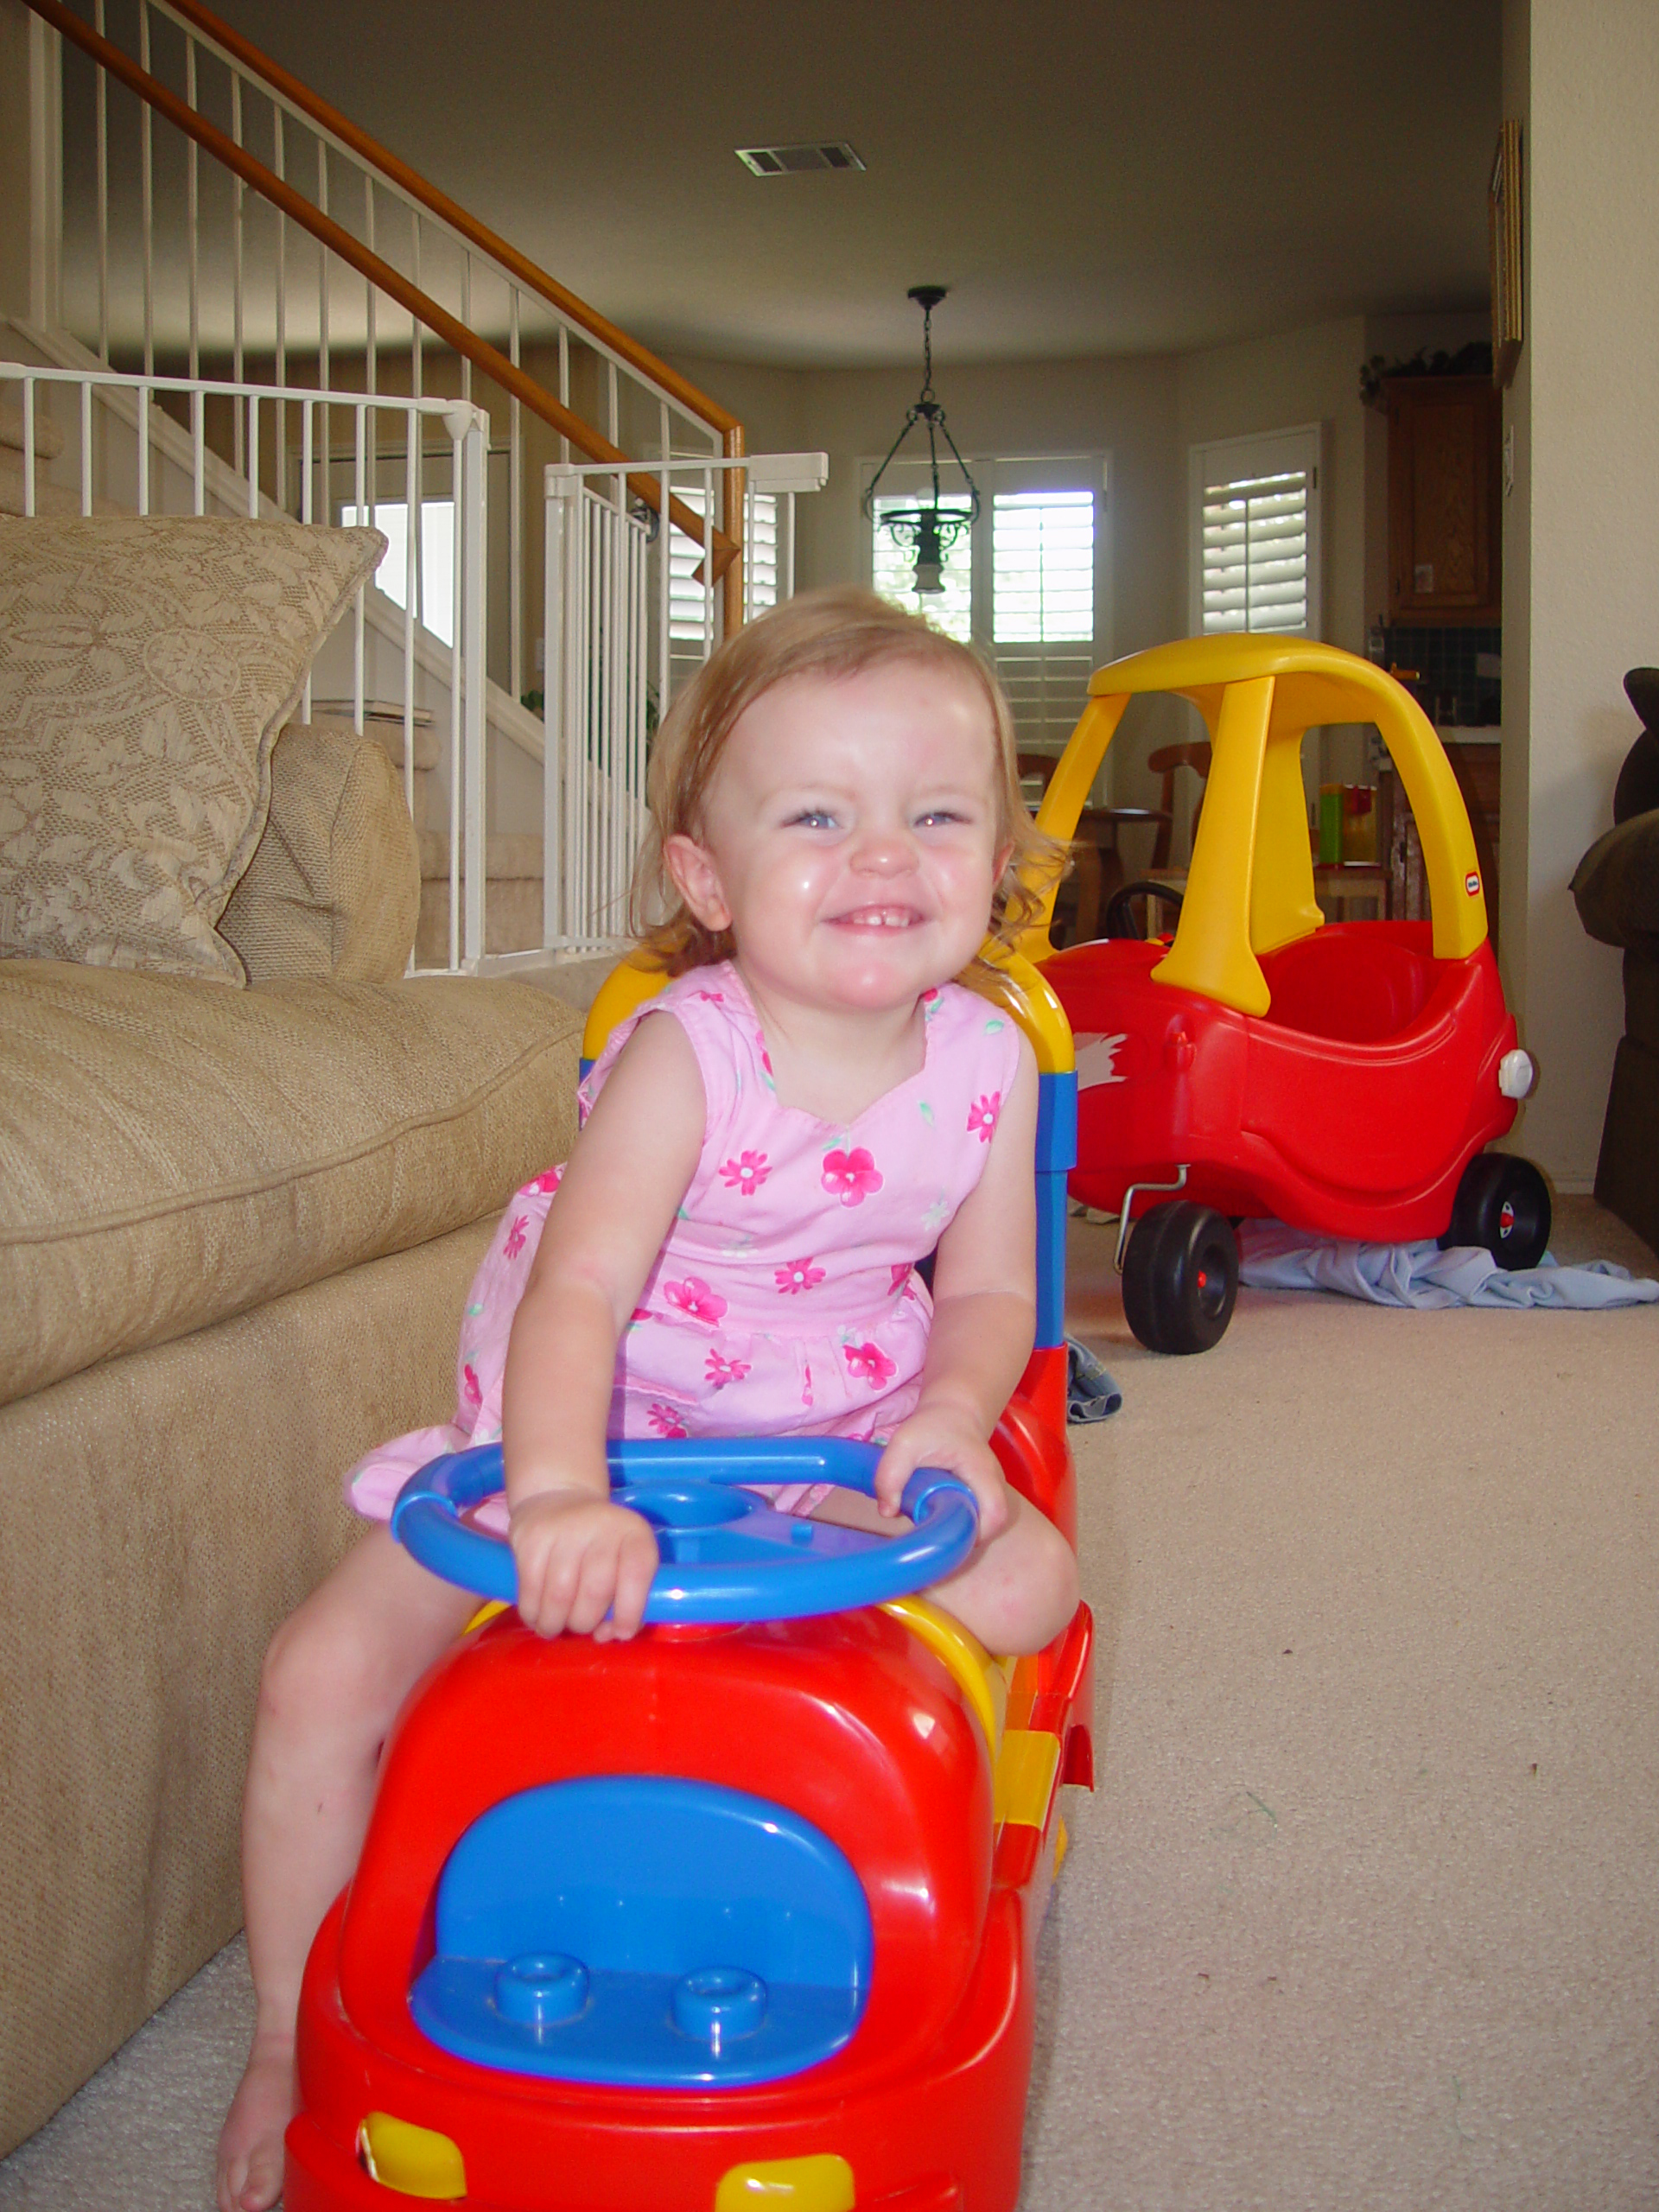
top-left (1571, 669), bottom-right (1659, 1257)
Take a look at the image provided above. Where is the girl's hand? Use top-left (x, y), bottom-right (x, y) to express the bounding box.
top-left (507, 1488), bottom-right (659, 1641)
top-left (874, 1402), bottom-right (1011, 1544)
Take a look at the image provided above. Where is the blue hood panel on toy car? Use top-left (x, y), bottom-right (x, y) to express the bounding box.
top-left (410, 1774), bottom-right (873, 2088)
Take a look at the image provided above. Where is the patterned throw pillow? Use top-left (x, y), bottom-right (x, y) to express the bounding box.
top-left (0, 515), bottom-right (385, 982)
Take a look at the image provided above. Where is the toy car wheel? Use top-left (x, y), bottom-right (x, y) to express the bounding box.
top-left (1440, 1152), bottom-right (1551, 1269)
top-left (1121, 1201), bottom-right (1239, 1354)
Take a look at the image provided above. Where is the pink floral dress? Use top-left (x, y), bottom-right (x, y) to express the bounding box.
top-left (346, 961), bottom-right (1023, 1526)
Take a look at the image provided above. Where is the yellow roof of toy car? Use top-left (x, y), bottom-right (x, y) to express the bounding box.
top-left (1018, 634), bottom-right (1487, 1015)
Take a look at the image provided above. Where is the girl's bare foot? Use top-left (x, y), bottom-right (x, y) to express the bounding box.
top-left (216, 2031), bottom-right (294, 2212)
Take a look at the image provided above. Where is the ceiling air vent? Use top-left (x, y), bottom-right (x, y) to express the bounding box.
top-left (735, 143), bottom-right (865, 177)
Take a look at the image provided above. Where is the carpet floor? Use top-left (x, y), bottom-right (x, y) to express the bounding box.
top-left (3, 1198), bottom-right (1655, 2212)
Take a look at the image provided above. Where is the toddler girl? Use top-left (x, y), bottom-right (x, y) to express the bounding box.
top-left (218, 586), bottom-right (1079, 2212)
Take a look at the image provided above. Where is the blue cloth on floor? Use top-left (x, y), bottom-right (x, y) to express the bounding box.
top-left (1237, 1221), bottom-right (1659, 1310)
top-left (1065, 1338), bottom-right (1122, 1421)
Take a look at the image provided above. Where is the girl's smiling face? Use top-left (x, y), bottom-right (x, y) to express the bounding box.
top-left (663, 659), bottom-right (1009, 1016)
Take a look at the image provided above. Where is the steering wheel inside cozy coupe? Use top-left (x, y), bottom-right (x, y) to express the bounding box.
top-left (391, 1439), bottom-right (980, 1625)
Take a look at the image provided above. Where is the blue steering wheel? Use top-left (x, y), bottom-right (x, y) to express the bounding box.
top-left (391, 1439), bottom-right (980, 1625)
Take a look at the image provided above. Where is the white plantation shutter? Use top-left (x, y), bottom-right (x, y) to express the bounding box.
top-left (667, 488), bottom-right (780, 687)
top-left (866, 463), bottom-right (1107, 748)
top-left (668, 488), bottom-right (779, 637)
top-left (992, 490), bottom-right (1096, 745)
top-left (1190, 426), bottom-right (1323, 639)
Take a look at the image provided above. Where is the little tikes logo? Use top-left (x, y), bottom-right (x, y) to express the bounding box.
top-left (1074, 1032), bottom-right (1128, 1091)
top-left (1465, 870), bottom-right (1481, 895)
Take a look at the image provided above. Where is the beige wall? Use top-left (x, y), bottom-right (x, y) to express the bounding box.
top-left (1175, 315), bottom-right (1375, 798)
top-left (1500, 0), bottom-right (1658, 1186)
top-left (0, 2), bottom-right (60, 330)
top-left (670, 347), bottom-right (1188, 818)
top-left (1176, 315), bottom-right (1369, 658)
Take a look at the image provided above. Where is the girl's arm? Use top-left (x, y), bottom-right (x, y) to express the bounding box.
top-left (501, 1011), bottom-right (706, 1639)
top-left (873, 1033), bottom-right (1039, 1535)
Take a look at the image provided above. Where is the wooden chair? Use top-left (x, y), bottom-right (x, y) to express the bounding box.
top-left (1018, 751), bottom-right (1171, 945)
top-left (1145, 741), bottom-right (1212, 868)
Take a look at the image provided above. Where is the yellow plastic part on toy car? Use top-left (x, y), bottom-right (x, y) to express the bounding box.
top-left (355, 2111), bottom-right (467, 2198)
top-left (584, 945), bottom-right (1074, 1076)
top-left (715, 2152), bottom-right (856, 2209)
top-left (1013, 634), bottom-right (1489, 1018)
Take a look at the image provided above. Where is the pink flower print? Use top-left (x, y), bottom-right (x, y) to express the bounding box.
top-left (889, 1262), bottom-right (913, 1295)
top-left (968, 1091), bottom-right (1001, 1144)
top-left (647, 1403), bottom-right (689, 1439)
top-left (719, 1149), bottom-right (771, 1197)
top-left (662, 1275), bottom-right (728, 1326)
top-left (518, 1165), bottom-right (563, 1196)
top-left (502, 1213), bottom-right (531, 1260)
top-left (844, 1341), bottom-right (898, 1390)
top-left (823, 1147), bottom-right (884, 1206)
top-left (776, 1256), bottom-right (825, 1295)
top-left (704, 1350), bottom-right (751, 1390)
top-left (461, 1362), bottom-right (482, 1409)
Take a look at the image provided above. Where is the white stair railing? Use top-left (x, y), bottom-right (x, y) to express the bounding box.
top-left (538, 454), bottom-right (828, 957)
top-left (3, 357), bottom-right (491, 971)
top-left (24, 0), bottom-right (747, 712)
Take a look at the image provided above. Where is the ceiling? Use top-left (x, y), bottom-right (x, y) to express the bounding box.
top-left (72, 0), bottom-right (1503, 369)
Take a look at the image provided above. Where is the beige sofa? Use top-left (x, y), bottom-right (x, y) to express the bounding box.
top-left (0, 522), bottom-right (582, 2156)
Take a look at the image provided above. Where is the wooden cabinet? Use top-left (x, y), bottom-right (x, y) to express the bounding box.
top-left (1386, 378), bottom-right (1502, 624)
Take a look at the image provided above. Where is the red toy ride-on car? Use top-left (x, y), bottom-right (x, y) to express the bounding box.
top-left (1016, 636), bottom-right (1547, 1354)
top-left (283, 952), bottom-right (1095, 2212)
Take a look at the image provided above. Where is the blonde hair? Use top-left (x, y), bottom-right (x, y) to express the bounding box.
top-left (633, 586), bottom-right (1069, 975)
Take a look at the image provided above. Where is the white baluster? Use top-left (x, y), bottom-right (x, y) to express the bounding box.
top-left (139, 0), bottom-right (153, 377)
top-left (231, 72), bottom-right (244, 475)
top-left (509, 287), bottom-right (522, 705)
top-left (21, 379), bottom-right (35, 518)
top-left (94, 0), bottom-right (108, 365)
top-left (185, 36), bottom-right (198, 380)
top-left (353, 403), bottom-right (367, 740)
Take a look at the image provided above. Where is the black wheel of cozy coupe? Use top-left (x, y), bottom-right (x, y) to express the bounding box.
top-left (1103, 880), bottom-right (1185, 940)
top-left (1121, 1201), bottom-right (1240, 1354)
top-left (1439, 1152), bottom-right (1551, 1269)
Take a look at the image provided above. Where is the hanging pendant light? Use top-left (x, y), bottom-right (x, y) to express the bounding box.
top-left (863, 287), bottom-right (980, 597)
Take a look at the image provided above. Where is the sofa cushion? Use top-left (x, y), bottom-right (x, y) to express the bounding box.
top-left (0, 516), bottom-right (384, 983)
top-left (218, 719), bottom-right (419, 984)
top-left (0, 961), bottom-right (582, 1403)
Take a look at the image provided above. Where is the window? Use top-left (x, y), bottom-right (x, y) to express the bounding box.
top-left (870, 491), bottom-right (974, 644)
top-left (866, 458), bottom-right (1108, 747)
top-left (341, 499), bottom-right (455, 646)
top-left (1189, 425), bottom-right (1324, 639)
top-left (991, 489), bottom-right (1096, 747)
top-left (668, 487), bottom-right (779, 636)
top-left (666, 487), bottom-right (780, 686)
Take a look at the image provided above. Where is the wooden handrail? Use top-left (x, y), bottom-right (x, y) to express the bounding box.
top-left (23, 0), bottom-right (738, 581)
top-left (150, 0), bottom-right (742, 446)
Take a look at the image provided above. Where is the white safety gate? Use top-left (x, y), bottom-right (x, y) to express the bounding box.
top-left (541, 452), bottom-right (828, 954)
